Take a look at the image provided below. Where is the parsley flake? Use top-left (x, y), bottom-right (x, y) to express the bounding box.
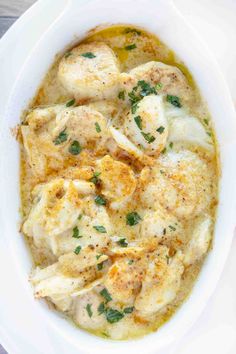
top-left (100, 288), bottom-right (112, 303)
top-left (94, 195), bottom-right (106, 206)
top-left (118, 91), bottom-right (125, 100)
top-left (86, 304), bottom-right (93, 318)
top-left (155, 82), bottom-right (163, 90)
top-left (117, 238), bottom-right (128, 247)
top-left (93, 225), bottom-right (107, 233)
top-left (97, 262), bottom-right (104, 271)
top-left (162, 147), bottom-right (167, 154)
top-left (131, 102), bottom-right (139, 114)
top-left (53, 128), bottom-right (68, 145)
top-left (95, 122), bottom-right (101, 133)
top-left (69, 140), bottom-right (82, 155)
top-left (72, 226), bottom-right (82, 239)
top-left (98, 302), bottom-right (106, 315)
top-left (105, 308), bottom-right (124, 323)
top-left (123, 306), bottom-right (134, 314)
top-left (74, 245), bottom-right (82, 255)
top-left (80, 52), bottom-right (96, 58)
top-left (128, 80), bottom-right (159, 114)
top-left (166, 94), bottom-right (182, 108)
top-left (138, 80), bottom-right (157, 97)
top-left (90, 172), bottom-right (101, 185)
top-left (169, 225), bottom-right (176, 231)
top-left (156, 126), bottom-right (165, 134)
top-left (128, 259), bottom-right (134, 265)
top-left (134, 115), bottom-right (142, 130)
top-left (125, 44), bottom-right (137, 51)
top-left (126, 212), bottom-right (142, 226)
top-left (66, 98), bottom-right (75, 107)
top-left (141, 132), bottom-right (156, 144)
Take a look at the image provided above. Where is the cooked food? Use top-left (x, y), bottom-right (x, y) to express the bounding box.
top-left (120, 61), bottom-right (193, 106)
top-left (58, 42), bottom-right (120, 100)
top-left (123, 95), bottom-right (168, 157)
top-left (19, 25), bottom-right (219, 340)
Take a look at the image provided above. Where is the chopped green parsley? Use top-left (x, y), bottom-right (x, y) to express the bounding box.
top-left (93, 225), bottom-right (107, 233)
top-left (74, 245), bottom-right (82, 255)
top-left (125, 44), bottom-right (137, 51)
top-left (166, 94), bottom-right (182, 108)
top-left (156, 126), bottom-right (165, 134)
top-left (105, 308), bottom-right (124, 323)
top-left (134, 115), bottom-right (142, 130)
top-left (94, 195), bottom-right (106, 206)
top-left (89, 172), bottom-right (101, 185)
top-left (80, 52), bottom-right (96, 58)
top-left (66, 98), bottom-right (75, 107)
top-left (118, 91), bottom-right (125, 100)
top-left (100, 288), bottom-right (112, 303)
top-left (123, 306), bottom-right (134, 314)
top-left (53, 129), bottom-right (67, 145)
top-left (95, 122), bottom-right (101, 133)
top-left (141, 132), bottom-right (156, 144)
top-left (69, 140), bottom-right (82, 155)
top-left (86, 304), bottom-right (93, 318)
top-left (126, 212), bottom-right (142, 226)
top-left (117, 238), bottom-right (128, 247)
top-left (72, 226), bottom-right (82, 239)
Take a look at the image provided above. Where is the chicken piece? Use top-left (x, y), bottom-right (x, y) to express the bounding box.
top-left (109, 126), bottom-right (145, 161)
top-left (121, 61), bottom-right (193, 106)
top-left (21, 105), bottom-right (64, 177)
top-left (167, 113), bottom-right (213, 152)
top-left (24, 178), bottom-right (112, 256)
top-left (49, 295), bottom-right (73, 312)
top-left (87, 100), bottom-right (120, 120)
top-left (52, 195), bottom-right (112, 256)
top-left (135, 248), bottom-right (184, 317)
top-left (23, 178), bottom-right (85, 249)
top-left (21, 104), bottom-right (109, 178)
top-left (30, 247), bottom-right (106, 299)
top-left (140, 207), bottom-right (183, 244)
top-left (104, 257), bottom-right (144, 305)
top-left (74, 291), bottom-right (107, 330)
top-left (23, 176), bottom-right (113, 255)
top-left (58, 250), bottom-right (108, 277)
top-left (53, 105), bottom-right (109, 149)
top-left (184, 215), bottom-right (212, 266)
top-left (123, 95), bottom-right (168, 157)
top-left (96, 155), bottom-right (137, 209)
top-left (58, 42), bottom-right (120, 100)
top-left (30, 263), bottom-right (88, 298)
top-left (140, 150), bottom-right (213, 219)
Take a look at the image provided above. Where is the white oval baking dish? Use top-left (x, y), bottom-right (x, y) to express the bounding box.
top-left (1, 0), bottom-right (236, 353)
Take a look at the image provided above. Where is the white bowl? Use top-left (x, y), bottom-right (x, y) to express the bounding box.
top-left (1, 0), bottom-right (236, 353)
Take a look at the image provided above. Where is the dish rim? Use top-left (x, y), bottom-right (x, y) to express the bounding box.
top-left (1, 0), bottom-right (236, 353)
